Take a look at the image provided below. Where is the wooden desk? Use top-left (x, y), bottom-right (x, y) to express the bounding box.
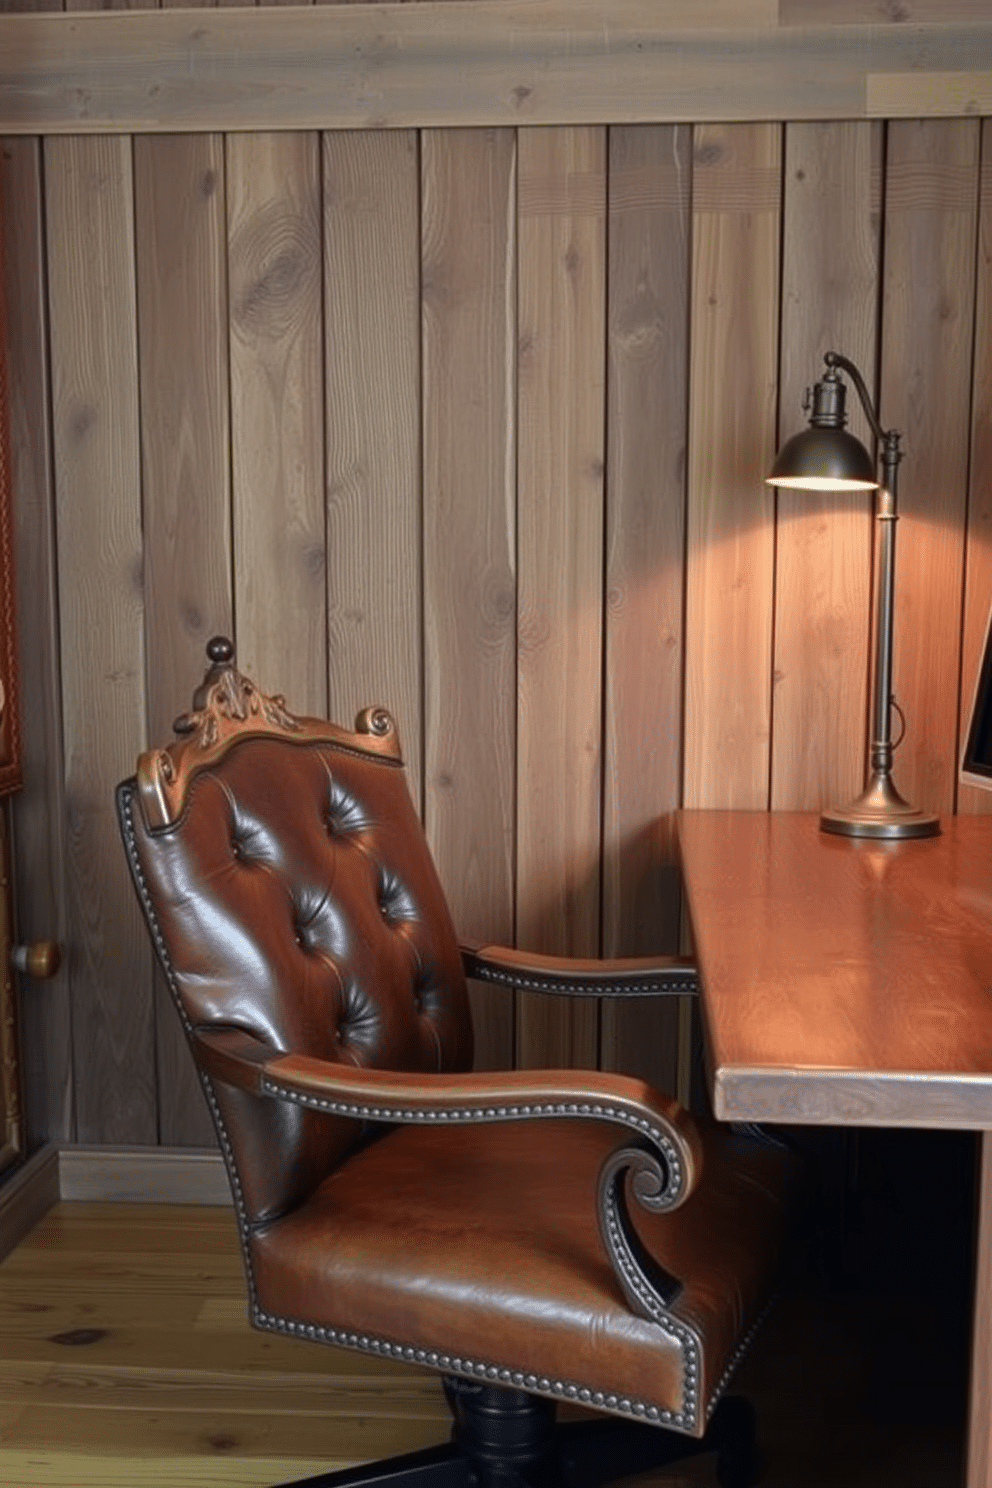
top-left (675, 810), bottom-right (992, 1488)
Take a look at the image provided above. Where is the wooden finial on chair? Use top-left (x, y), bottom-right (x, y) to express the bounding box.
top-left (137, 638), bottom-right (301, 828)
top-left (135, 636), bottom-right (403, 831)
top-left (171, 636), bottom-right (298, 745)
top-left (174, 636), bottom-right (238, 733)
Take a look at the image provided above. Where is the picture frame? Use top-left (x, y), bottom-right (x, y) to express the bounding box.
top-left (0, 208), bottom-right (20, 801)
top-left (0, 190), bottom-right (23, 1175)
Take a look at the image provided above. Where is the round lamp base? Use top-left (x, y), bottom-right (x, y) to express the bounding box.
top-left (820, 772), bottom-right (941, 840)
top-left (820, 805), bottom-right (941, 840)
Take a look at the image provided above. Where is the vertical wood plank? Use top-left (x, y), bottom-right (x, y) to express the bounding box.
top-left (421, 128), bottom-right (517, 1071)
top-left (133, 133), bottom-right (233, 1149)
top-left (771, 121), bottom-right (881, 813)
top-left (600, 124), bottom-right (690, 1093)
top-left (516, 125), bottom-right (605, 1070)
top-left (162, 0), bottom-right (252, 12)
top-left (959, 118), bottom-right (992, 818)
top-left (881, 119), bottom-right (980, 819)
top-left (228, 131), bottom-right (326, 715)
top-left (0, 0), bottom-right (60, 14)
top-left (323, 131), bottom-right (423, 803)
top-left (1, 136), bottom-right (72, 1148)
top-left (684, 123), bottom-right (781, 811)
top-left (45, 135), bottom-right (156, 1146)
top-left (62, 0), bottom-right (158, 10)
top-left (134, 135), bottom-right (232, 749)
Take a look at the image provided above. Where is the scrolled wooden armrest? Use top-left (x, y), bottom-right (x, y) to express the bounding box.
top-left (460, 941), bottom-right (699, 998)
top-left (192, 1024), bottom-right (703, 1212)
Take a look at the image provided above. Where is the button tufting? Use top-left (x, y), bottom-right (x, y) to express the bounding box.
top-left (325, 779), bottom-right (371, 837)
top-left (412, 977), bottom-right (442, 1017)
top-left (377, 869), bottom-right (416, 923)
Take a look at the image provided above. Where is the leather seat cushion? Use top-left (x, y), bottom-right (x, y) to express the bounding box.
top-left (249, 1115), bottom-right (797, 1434)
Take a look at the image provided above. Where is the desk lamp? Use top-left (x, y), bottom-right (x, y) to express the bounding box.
top-left (767, 350), bottom-right (940, 840)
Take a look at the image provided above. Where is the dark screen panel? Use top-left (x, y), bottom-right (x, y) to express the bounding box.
top-left (962, 603), bottom-right (992, 789)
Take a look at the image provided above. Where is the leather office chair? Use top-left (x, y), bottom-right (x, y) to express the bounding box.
top-left (117, 638), bottom-right (799, 1488)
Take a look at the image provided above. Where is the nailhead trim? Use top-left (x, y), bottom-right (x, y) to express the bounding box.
top-left (260, 1081), bottom-right (687, 1207)
top-left (599, 1173), bottom-right (700, 1428)
top-left (252, 1307), bottom-right (696, 1432)
top-left (467, 963), bottom-right (699, 999)
top-left (119, 785), bottom-right (263, 1308)
top-left (702, 1291), bottom-right (778, 1425)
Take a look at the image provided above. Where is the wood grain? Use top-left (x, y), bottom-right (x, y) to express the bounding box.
top-left (0, 136), bottom-right (72, 1148)
top-left (0, 1202), bottom-right (449, 1486)
top-left (228, 130), bottom-right (326, 715)
top-left (44, 135), bottom-right (157, 1147)
top-left (323, 131), bottom-right (423, 800)
top-left (515, 126), bottom-right (605, 1070)
top-left (2, 5), bottom-right (992, 133)
top-left (781, 0), bottom-right (991, 19)
top-left (599, 124), bottom-right (691, 1093)
top-left (134, 135), bottom-right (232, 767)
top-left (881, 119), bottom-right (980, 821)
top-left (0, 0), bottom-right (61, 17)
top-left (678, 809), bottom-right (992, 1129)
top-left (771, 120), bottom-right (880, 814)
top-left (420, 127), bottom-right (516, 1071)
top-left (684, 123), bottom-right (780, 811)
top-left (133, 133), bottom-right (233, 1148)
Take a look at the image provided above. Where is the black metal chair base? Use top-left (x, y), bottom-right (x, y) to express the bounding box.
top-left (275, 1380), bottom-right (756, 1488)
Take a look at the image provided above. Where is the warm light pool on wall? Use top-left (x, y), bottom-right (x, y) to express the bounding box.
top-left (767, 351), bottom-right (940, 840)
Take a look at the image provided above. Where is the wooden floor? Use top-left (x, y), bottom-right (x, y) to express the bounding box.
top-left (0, 1174), bottom-right (970, 1488)
top-left (0, 1203), bottom-right (452, 1487)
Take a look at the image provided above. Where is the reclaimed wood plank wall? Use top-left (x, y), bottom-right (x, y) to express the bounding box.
top-left (2, 2), bottom-right (991, 1153)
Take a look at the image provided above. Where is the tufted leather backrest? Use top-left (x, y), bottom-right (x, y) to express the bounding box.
top-left (117, 647), bottom-right (473, 1228)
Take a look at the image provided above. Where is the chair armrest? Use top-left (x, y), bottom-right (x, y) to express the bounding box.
top-left (191, 1024), bottom-right (703, 1213)
top-left (460, 941), bottom-right (699, 998)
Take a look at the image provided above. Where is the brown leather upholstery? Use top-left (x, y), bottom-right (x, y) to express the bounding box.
top-left (117, 639), bottom-right (799, 1464)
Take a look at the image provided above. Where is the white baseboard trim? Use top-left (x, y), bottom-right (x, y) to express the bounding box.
top-left (0, 1143), bottom-right (231, 1261)
top-left (57, 1144), bottom-right (232, 1205)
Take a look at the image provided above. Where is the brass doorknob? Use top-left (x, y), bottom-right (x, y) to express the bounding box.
top-left (11, 940), bottom-right (60, 979)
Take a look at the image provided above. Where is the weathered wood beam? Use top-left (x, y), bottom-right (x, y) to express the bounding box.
top-left (0, 1), bottom-right (990, 135)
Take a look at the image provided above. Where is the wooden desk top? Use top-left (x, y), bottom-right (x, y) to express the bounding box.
top-left (675, 811), bottom-right (992, 1130)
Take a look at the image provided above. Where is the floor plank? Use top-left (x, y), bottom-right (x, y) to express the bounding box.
top-left (0, 1203), bottom-right (450, 1488)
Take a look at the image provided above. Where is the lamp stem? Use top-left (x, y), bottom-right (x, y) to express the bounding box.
top-left (817, 356), bottom-right (939, 839)
top-left (870, 436), bottom-right (899, 774)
